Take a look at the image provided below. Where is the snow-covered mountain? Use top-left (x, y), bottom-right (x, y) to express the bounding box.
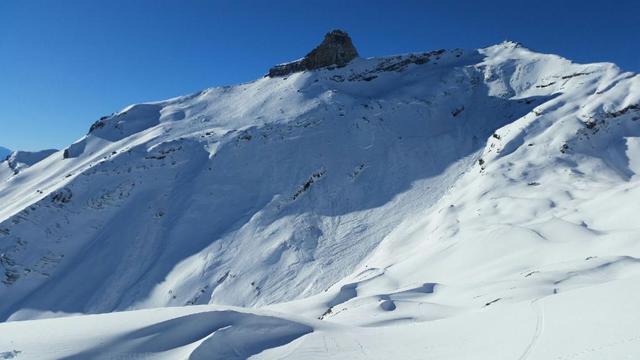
top-left (1, 31), bottom-right (640, 359)
top-left (0, 147), bottom-right (11, 160)
top-left (0, 149), bottom-right (57, 180)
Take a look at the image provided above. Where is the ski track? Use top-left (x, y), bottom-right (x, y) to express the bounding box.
top-left (518, 299), bottom-right (545, 360)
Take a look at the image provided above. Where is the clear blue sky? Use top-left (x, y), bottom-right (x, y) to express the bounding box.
top-left (1, 0), bottom-right (638, 151)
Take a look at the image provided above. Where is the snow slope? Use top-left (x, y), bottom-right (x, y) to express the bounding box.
top-left (0, 149), bottom-right (57, 180)
top-left (3, 275), bottom-right (637, 359)
top-left (1, 42), bottom-right (640, 358)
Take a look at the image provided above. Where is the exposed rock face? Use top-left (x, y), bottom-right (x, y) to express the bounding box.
top-left (268, 30), bottom-right (359, 77)
top-left (303, 29), bottom-right (359, 69)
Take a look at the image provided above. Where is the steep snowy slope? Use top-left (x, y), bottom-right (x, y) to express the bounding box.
top-left (0, 43), bottom-right (545, 321)
top-left (267, 43), bottom-right (640, 327)
top-left (1, 37), bottom-right (640, 358)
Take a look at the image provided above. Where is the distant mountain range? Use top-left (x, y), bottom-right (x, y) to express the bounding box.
top-left (0, 146), bottom-right (10, 160)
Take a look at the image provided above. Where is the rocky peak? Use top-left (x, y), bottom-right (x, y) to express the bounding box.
top-left (268, 29), bottom-right (359, 77)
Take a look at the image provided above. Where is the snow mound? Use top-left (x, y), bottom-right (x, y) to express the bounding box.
top-left (2, 276), bottom-right (639, 359)
top-left (0, 307), bottom-right (313, 359)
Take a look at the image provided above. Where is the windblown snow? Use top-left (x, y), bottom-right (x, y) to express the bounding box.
top-left (1, 42), bottom-right (640, 359)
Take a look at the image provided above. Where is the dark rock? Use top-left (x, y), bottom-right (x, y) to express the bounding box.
top-left (51, 188), bottom-right (73, 204)
top-left (268, 30), bottom-right (359, 77)
top-left (451, 106), bottom-right (465, 117)
top-left (62, 139), bottom-right (87, 159)
top-left (370, 50), bottom-right (444, 74)
top-left (344, 49), bottom-right (446, 83)
top-left (89, 119), bottom-right (107, 133)
top-left (607, 104), bottom-right (639, 118)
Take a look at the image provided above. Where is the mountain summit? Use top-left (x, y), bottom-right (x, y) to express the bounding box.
top-left (268, 29), bottom-right (359, 77)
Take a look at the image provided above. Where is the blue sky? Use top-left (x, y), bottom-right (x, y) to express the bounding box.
top-left (1, 0), bottom-right (638, 151)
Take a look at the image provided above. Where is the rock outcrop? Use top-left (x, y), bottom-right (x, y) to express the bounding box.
top-left (268, 29), bottom-right (359, 77)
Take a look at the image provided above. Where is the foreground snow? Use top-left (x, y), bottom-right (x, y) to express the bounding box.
top-left (1, 276), bottom-right (638, 359)
top-left (1, 41), bottom-right (640, 358)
